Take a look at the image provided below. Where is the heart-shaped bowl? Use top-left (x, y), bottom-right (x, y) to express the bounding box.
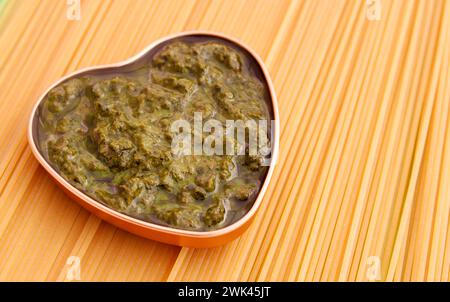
top-left (28, 31), bottom-right (279, 248)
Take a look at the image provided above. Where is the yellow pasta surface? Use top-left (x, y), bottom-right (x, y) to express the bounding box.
top-left (0, 0), bottom-right (449, 281)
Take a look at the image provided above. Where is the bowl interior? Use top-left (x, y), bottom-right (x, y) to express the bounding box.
top-left (30, 33), bottom-right (277, 235)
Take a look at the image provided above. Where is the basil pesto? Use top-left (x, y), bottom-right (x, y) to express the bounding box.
top-left (37, 40), bottom-right (271, 231)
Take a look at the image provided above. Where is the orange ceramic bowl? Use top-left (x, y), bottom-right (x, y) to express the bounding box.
top-left (28, 31), bottom-right (279, 248)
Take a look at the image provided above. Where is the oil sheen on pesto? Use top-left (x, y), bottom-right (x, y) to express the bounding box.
top-left (38, 41), bottom-right (271, 231)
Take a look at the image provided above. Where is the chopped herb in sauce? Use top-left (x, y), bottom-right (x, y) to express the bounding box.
top-left (38, 40), bottom-right (271, 231)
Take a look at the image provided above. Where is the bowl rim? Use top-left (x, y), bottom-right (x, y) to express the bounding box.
top-left (27, 30), bottom-right (280, 239)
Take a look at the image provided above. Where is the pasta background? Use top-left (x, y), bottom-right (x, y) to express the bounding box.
top-left (0, 0), bottom-right (450, 281)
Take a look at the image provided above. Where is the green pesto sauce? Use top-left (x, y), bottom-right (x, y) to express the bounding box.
top-left (38, 41), bottom-right (271, 231)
